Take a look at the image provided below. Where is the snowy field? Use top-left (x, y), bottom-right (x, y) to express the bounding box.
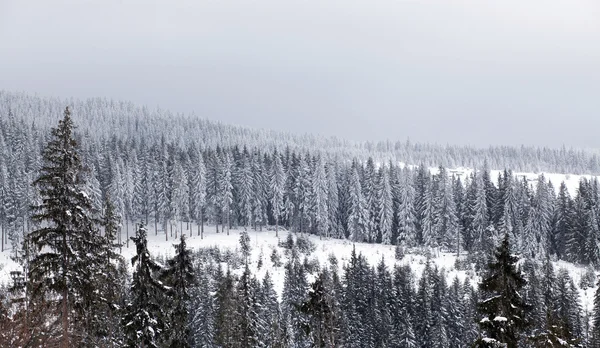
top-left (1, 221), bottom-right (596, 311)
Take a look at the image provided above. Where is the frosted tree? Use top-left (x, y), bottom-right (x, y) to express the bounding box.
top-left (251, 151), bottom-right (268, 231)
top-left (363, 157), bottom-right (379, 243)
top-left (122, 224), bottom-right (169, 347)
top-left (0, 161), bottom-right (7, 252)
top-left (396, 168), bottom-right (416, 246)
top-left (378, 166), bottom-right (394, 245)
top-left (152, 152), bottom-right (167, 236)
top-left (433, 167), bottom-right (459, 252)
top-left (27, 107), bottom-right (107, 347)
top-left (237, 152), bottom-right (254, 228)
top-left (421, 180), bottom-right (438, 249)
top-left (218, 151), bottom-right (234, 234)
top-left (133, 146), bottom-right (152, 226)
top-left (326, 162), bottom-right (341, 238)
top-left (552, 181), bottom-right (572, 259)
top-left (348, 167), bottom-right (368, 242)
top-left (413, 165), bottom-right (430, 245)
top-left (311, 155), bottom-right (329, 239)
top-left (188, 148), bottom-right (207, 238)
top-left (523, 174), bottom-right (553, 259)
top-left (270, 152), bottom-right (286, 236)
top-left (161, 234), bottom-right (195, 347)
top-left (470, 171), bottom-right (491, 254)
top-left (170, 160), bottom-right (188, 238)
top-left (474, 234), bottom-right (529, 348)
top-left (294, 154), bottom-right (313, 233)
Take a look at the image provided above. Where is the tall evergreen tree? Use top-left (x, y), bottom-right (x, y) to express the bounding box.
top-left (26, 107), bottom-right (105, 347)
top-left (162, 234), bottom-right (196, 348)
top-left (122, 224), bottom-right (169, 348)
top-left (270, 152), bottom-right (286, 237)
top-left (474, 234), bottom-right (529, 348)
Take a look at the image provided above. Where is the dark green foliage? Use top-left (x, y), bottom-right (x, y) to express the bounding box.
top-left (122, 224), bottom-right (169, 347)
top-left (299, 272), bottom-right (337, 347)
top-left (162, 234), bottom-right (196, 347)
top-left (26, 107), bottom-right (107, 346)
top-left (474, 234), bottom-right (529, 348)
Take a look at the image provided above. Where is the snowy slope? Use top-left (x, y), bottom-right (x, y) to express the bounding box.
top-left (0, 222), bottom-right (595, 311)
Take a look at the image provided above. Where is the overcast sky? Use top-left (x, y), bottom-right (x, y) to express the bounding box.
top-left (1, 0), bottom-right (599, 148)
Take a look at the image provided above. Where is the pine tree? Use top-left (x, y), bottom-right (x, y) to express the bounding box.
top-left (237, 152), bottom-right (254, 228)
top-left (189, 148), bottom-right (207, 238)
top-left (281, 248), bottom-right (309, 347)
top-left (311, 155), bottom-right (329, 239)
top-left (162, 234), bottom-right (196, 348)
top-left (239, 229), bottom-right (252, 264)
top-left (348, 167), bottom-right (368, 242)
top-left (396, 168), bottom-right (417, 247)
top-left (553, 182), bottom-right (572, 259)
top-left (122, 224), bottom-right (169, 347)
top-left (189, 264), bottom-right (216, 347)
top-left (474, 234), bottom-right (529, 348)
top-left (326, 163), bottom-right (341, 239)
top-left (87, 196), bottom-right (127, 346)
top-left (590, 276), bottom-right (600, 347)
top-left (251, 151), bottom-right (269, 231)
top-left (299, 272), bottom-right (337, 347)
top-left (236, 265), bottom-right (261, 348)
top-left (259, 271), bottom-right (283, 348)
top-left (270, 152), bottom-right (286, 237)
top-left (363, 157), bottom-right (379, 243)
top-left (523, 175), bottom-right (553, 259)
top-left (379, 166), bottom-right (394, 245)
top-left (26, 107), bottom-right (106, 347)
top-left (214, 268), bottom-right (240, 348)
top-left (421, 180), bottom-right (438, 249)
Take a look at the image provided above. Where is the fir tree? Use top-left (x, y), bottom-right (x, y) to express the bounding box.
top-left (379, 166), bottom-right (394, 245)
top-left (26, 107), bottom-right (106, 347)
top-left (299, 272), bottom-right (337, 347)
top-left (122, 224), bottom-right (169, 348)
top-left (474, 234), bottom-right (529, 348)
top-left (270, 152), bottom-right (286, 237)
top-left (162, 234), bottom-right (196, 348)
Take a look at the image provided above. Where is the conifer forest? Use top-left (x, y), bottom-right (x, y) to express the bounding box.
top-left (3, 93), bottom-right (600, 347)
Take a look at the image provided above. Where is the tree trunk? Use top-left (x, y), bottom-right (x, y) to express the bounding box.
top-left (1, 223), bottom-right (3, 252)
top-left (226, 209), bottom-right (230, 236)
top-left (275, 217), bottom-right (278, 238)
top-left (62, 232), bottom-right (69, 348)
top-left (154, 214), bottom-right (158, 236)
top-left (200, 209), bottom-right (204, 239)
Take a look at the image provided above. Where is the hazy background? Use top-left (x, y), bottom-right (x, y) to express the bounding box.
top-left (1, 0), bottom-right (599, 148)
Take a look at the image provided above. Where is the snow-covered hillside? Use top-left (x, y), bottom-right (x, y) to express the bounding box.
top-left (1, 222), bottom-right (595, 312)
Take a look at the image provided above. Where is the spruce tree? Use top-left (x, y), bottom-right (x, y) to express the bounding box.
top-left (299, 272), bottom-right (337, 347)
top-left (162, 234), bottom-right (196, 348)
top-left (270, 152), bottom-right (286, 237)
top-left (474, 234), bottom-right (529, 348)
top-left (87, 195), bottom-right (127, 346)
top-left (26, 107), bottom-right (105, 347)
top-left (122, 223), bottom-right (169, 347)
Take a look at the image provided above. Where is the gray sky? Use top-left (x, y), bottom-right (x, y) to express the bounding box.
top-left (1, 0), bottom-right (599, 148)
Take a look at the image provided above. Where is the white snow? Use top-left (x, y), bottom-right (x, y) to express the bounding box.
top-left (0, 221), bottom-right (595, 305)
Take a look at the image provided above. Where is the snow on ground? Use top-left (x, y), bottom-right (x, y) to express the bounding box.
top-left (429, 166), bottom-right (594, 196)
top-left (0, 222), bottom-right (596, 309)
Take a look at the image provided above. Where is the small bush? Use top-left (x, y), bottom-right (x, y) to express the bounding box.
top-left (395, 245), bottom-right (405, 261)
top-left (270, 248), bottom-right (283, 268)
top-left (580, 266), bottom-right (596, 290)
top-left (296, 234), bottom-right (316, 255)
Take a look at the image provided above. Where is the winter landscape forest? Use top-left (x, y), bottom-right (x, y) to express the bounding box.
top-left (0, 91), bottom-right (598, 348)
